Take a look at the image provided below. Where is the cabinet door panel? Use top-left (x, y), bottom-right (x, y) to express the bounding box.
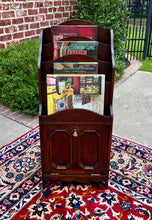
top-left (78, 130), bottom-right (101, 170)
top-left (76, 124), bottom-right (110, 175)
top-left (50, 130), bottom-right (72, 169)
top-left (40, 126), bottom-right (73, 174)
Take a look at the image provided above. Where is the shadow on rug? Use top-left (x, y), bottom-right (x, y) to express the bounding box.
top-left (0, 127), bottom-right (152, 219)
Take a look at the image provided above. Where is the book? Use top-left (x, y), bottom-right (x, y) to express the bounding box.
top-left (51, 25), bottom-right (98, 42)
top-left (53, 62), bottom-right (98, 75)
top-left (53, 41), bottom-right (98, 60)
top-left (47, 74), bottom-right (105, 115)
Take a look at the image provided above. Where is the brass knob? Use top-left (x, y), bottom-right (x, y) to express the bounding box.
top-left (73, 128), bottom-right (78, 137)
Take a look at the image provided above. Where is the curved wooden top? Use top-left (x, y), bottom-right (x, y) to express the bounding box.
top-left (39, 108), bottom-right (113, 123)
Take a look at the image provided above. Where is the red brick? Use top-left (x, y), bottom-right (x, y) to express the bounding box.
top-left (55, 13), bottom-right (62, 18)
top-left (12, 18), bottom-right (23, 24)
top-left (28, 9), bottom-right (38, 16)
top-left (30, 23), bottom-right (39, 29)
top-left (6, 40), bottom-right (18, 47)
top-left (44, 2), bottom-right (53, 7)
top-left (36, 29), bottom-right (41, 35)
top-left (13, 32), bottom-right (24, 39)
top-left (15, 113), bottom-right (29, 122)
top-left (10, 3), bottom-right (22, 10)
top-left (30, 120), bottom-right (39, 128)
top-left (50, 20), bottom-right (58, 25)
top-left (23, 2), bottom-right (33, 8)
top-left (35, 15), bottom-right (45, 22)
top-left (16, 10), bottom-right (27, 17)
top-left (0, 106), bottom-right (10, 113)
top-left (65, 6), bottom-right (72, 11)
top-left (0, 28), bottom-right (4, 34)
top-left (2, 108), bottom-right (13, 117)
top-left (48, 7), bottom-right (56, 12)
top-left (57, 7), bottom-right (64, 12)
top-left (70, 11), bottom-right (75, 17)
top-left (24, 16), bottom-right (34, 23)
top-left (62, 1), bottom-right (69, 5)
top-left (25, 30), bottom-right (35, 37)
top-left (46, 14), bottom-right (53, 20)
top-left (40, 21), bottom-right (49, 27)
top-left (3, 4), bottom-right (10, 10)
top-left (73, 6), bottom-right (77, 10)
top-left (0, 43), bottom-right (5, 49)
top-left (39, 8), bottom-right (47, 14)
top-left (35, 2), bottom-right (43, 7)
top-left (3, 11), bottom-right (15, 18)
top-left (63, 12), bottom-right (69, 17)
top-left (5, 26), bottom-right (17, 33)
top-left (8, 111), bottom-right (23, 119)
top-left (22, 115), bottom-right (38, 125)
top-left (54, 1), bottom-right (61, 6)
top-left (0, 34), bottom-right (12, 41)
top-left (70, 0), bottom-right (76, 5)
top-left (18, 24), bottom-right (28, 31)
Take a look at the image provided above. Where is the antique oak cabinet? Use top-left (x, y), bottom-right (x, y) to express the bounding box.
top-left (38, 19), bottom-right (115, 189)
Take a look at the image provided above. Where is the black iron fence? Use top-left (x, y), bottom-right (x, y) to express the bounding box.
top-left (125, 0), bottom-right (152, 59)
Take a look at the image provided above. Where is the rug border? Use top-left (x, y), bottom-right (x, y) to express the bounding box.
top-left (113, 134), bottom-right (151, 151)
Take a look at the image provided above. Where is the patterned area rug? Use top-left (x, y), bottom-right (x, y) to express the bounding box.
top-left (0, 127), bottom-right (152, 219)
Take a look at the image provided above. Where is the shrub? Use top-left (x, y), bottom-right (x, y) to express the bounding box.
top-left (0, 39), bottom-right (39, 116)
top-left (72, 0), bottom-right (128, 80)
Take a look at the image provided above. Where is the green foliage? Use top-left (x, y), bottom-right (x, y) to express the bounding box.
top-left (115, 59), bottom-right (126, 81)
top-left (0, 39), bottom-right (39, 116)
top-left (139, 59), bottom-right (152, 72)
top-left (73, 0), bottom-right (128, 79)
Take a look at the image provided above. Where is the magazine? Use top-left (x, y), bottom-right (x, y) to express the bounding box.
top-left (47, 74), bottom-right (105, 115)
top-left (53, 41), bottom-right (98, 60)
top-left (53, 62), bottom-right (98, 75)
top-left (51, 25), bottom-right (98, 42)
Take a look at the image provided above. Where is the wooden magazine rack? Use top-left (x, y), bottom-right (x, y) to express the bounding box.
top-left (38, 19), bottom-right (115, 189)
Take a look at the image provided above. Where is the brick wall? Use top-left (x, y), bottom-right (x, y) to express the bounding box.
top-left (0, 0), bottom-right (76, 49)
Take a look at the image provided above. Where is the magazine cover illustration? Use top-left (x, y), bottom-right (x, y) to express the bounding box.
top-left (52, 25), bottom-right (97, 60)
top-left (47, 74), bottom-right (105, 115)
top-left (53, 41), bottom-right (98, 60)
top-left (53, 62), bottom-right (98, 75)
top-left (51, 25), bottom-right (97, 42)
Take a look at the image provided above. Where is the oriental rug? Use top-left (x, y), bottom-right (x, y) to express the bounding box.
top-left (0, 126), bottom-right (152, 219)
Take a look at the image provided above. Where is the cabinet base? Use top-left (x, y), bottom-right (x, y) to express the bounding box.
top-left (42, 174), bottom-right (108, 189)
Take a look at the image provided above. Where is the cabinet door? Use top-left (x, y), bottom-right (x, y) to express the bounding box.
top-left (76, 124), bottom-right (110, 175)
top-left (40, 125), bottom-right (73, 174)
top-left (40, 123), bottom-right (111, 176)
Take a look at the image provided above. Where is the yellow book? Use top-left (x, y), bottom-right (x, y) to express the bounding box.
top-left (46, 74), bottom-right (105, 115)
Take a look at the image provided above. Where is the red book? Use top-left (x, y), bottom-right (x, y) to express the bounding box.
top-left (51, 25), bottom-right (98, 41)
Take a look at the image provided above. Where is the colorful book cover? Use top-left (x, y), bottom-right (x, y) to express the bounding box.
top-left (53, 41), bottom-right (98, 60)
top-left (53, 62), bottom-right (98, 75)
top-left (47, 74), bottom-right (105, 115)
top-left (51, 25), bottom-right (98, 42)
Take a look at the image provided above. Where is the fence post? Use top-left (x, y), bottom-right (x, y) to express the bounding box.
top-left (143, 0), bottom-right (152, 59)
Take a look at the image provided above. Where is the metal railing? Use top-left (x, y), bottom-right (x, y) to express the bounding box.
top-left (125, 0), bottom-right (152, 59)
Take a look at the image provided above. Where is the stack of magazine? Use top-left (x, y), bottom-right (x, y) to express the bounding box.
top-left (46, 25), bottom-right (105, 115)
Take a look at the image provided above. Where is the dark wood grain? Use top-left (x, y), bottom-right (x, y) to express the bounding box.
top-left (38, 19), bottom-right (115, 189)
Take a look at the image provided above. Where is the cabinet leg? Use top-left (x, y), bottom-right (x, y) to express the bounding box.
top-left (42, 176), bottom-right (48, 189)
top-left (100, 180), bottom-right (108, 189)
